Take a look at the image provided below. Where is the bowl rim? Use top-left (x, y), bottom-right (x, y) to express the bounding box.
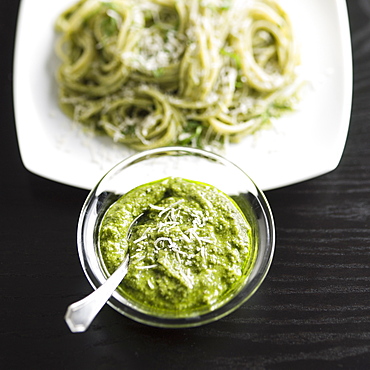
top-left (77, 146), bottom-right (276, 328)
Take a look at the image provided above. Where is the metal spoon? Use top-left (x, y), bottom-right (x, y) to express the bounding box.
top-left (64, 254), bottom-right (129, 333)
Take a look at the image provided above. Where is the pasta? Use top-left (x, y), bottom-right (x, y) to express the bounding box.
top-left (55, 0), bottom-right (300, 151)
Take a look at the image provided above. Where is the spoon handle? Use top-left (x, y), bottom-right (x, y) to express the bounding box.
top-left (64, 255), bottom-right (129, 333)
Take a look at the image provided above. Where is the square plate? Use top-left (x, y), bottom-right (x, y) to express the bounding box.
top-left (13, 0), bottom-right (353, 191)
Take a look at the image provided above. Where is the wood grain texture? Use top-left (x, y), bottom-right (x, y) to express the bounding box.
top-left (0, 0), bottom-right (369, 369)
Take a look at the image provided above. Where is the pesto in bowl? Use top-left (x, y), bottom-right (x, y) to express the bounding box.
top-left (99, 177), bottom-right (257, 317)
top-left (77, 147), bottom-right (275, 328)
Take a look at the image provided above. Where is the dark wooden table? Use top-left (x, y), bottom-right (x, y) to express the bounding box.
top-left (1, 1), bottom-right (369, 369)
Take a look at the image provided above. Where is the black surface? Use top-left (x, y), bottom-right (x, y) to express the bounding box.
top-left (1, 1), bottom-right (369, 369)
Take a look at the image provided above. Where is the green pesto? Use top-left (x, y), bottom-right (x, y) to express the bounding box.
top-left (98, 177), bottom-right (257, 316)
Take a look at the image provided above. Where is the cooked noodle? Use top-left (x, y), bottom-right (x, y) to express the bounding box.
top-left (55, 0), bottom-right (300, 150)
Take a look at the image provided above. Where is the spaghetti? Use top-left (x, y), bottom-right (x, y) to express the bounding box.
top-left (55, 0), bottom-right (300, 151)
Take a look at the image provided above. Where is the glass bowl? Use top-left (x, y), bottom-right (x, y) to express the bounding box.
top-left (77, 146), bottom-right (275, 328)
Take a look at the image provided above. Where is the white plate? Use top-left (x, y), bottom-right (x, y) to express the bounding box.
top-left (13, 0), bottom-right (353, 191)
